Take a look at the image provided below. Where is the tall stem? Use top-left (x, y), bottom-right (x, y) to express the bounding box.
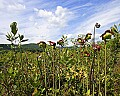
top-left (52, 49), bottom-right (55, 96)
top-left (85, 45), bottom-right (88, 91)
top-left (105, 41), bottom-right (107, 96)
top-left (93, 27), bottom-right (95, 96)
top-left (98, 51), bottom-right (100, 95)
top-left (90, 26), bottom-right (95, 95)
top-left (59, 47), bottom-right (61, 91)
top-left (93, 84), bottom-right (94, 96)
top-left (86, 57), bottom-right (89, 92)
top-left (43, 51), bottom-right (47, 96)
top-left (83, 78), bottom-right (84, 93)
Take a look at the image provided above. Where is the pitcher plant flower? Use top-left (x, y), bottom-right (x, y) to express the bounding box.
top-left (57, 39), bottom-right (64, 47)
top-left (48, 41), bottom-right (56, 49)
top-left (92, 44), bottom-right (101, 52)
top-left (95, 23), bottom-right (101, 28)
top-left (77, 38), bottom-right (85, 45)
top-left (37, 41), bottom-right (46, 49)
top-left (82, 51), bottom-right (90, 57)
top-left (100, 29), bottom-right (114, 96)
top-left (100, 30), bottom-right (114, 41)
top-left (85, 33), bottom-right (92, 42)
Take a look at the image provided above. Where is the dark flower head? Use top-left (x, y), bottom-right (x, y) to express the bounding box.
top-left (37, 41), bottom-right (46, 48)
top-left (77, 38), bottom-right (85, 45)
top-left (100, 30), bottom-right (114, 40)
top-left (92, 44), bottom-right (101, 52)
top-left (82, 51), bottom-right (90, 57)
top-left (85, 33), bottom-right (92, 41)
top-left (48, 41), bottom-right (56, 46)
top-left (70, 54), bottom-right (74, 58)
top-left (57, 39), bottom-right (64, 47)
top-left (48, 41), bottom-right (56, 49)
top-left (95, 23), bottom-right (101, 28)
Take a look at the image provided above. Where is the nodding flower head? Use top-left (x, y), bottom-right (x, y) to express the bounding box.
top-left (77, 38), bottom-right (85, 45)
top-left (83, 51), bottom-right (90, 57)
top-left (95, 23), bottom-right (101, 28)
top-left (100, 30), bottom-right (114, 41)
top-left (81, 51), bottom-right (90, 57)
top-left (57, 39), bottom-right (64, 47)
top-left (92, 44), bottom-right (101, 52)
top-left (85, 33), bottom-right (92, 42)
top-left (48, 41), bottom-right (56, 49)
top-left (37, 41), bottom-right (46, 48)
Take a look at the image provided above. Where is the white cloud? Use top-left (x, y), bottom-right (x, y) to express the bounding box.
top-left (22, 6), bottom-right (74, 43)
top-left (64, 34), bottom-right (73, 39)
top-left (71, 3), bottom-right (92, 10)
top-left (33, 8), bottom-right (39, 12)
top-left (34, 6), bottom-right (73, 28)
top-left (0, 0), bottom-right (26, 11)
top-left (29, 16), bottom-right (34, 21)
top-left (7, 3), bottom-right (26, 11)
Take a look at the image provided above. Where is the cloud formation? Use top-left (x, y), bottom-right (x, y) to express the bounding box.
top-left (7, 3), bottom-right (26, 11)
top-left (0, 0), bottom-right (120, 45)
top-left (34, 6), bottom-right (73, 28)
top-left (23, 6), bottom-right (73, 43)
top-left (74, 0), bottom-right (120, 41)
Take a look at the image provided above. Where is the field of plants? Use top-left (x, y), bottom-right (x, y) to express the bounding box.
top-left (0, 22), bottom-right (120, 96)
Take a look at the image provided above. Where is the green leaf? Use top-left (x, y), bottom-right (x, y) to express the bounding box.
top-left (13, 72), bottom-right (16, 77)
top-left (6, 33), bottom-right (12, 39)
top-left (32, 88), bottom-right (38, 96)
top-left (10, 22), bottom-right (18, 36)
top-left (15, 36), bottom-right (18, 40)
top-left (8, 67), bottom-right (13, 74)
top-left (66, 58), bottom-right (74, 65)
top-left (41, 88), bottom-right (45, 93)
top-left (114, 24), bottom-right (118, 30)
top-left (7, 39), bottom-right (11, 41)
top-left (21, 39), bottom-right (28, 42)
top-left (20, 35), bottom-right (24, 40)
top-left (99, 92), bottom-right (102, 96)
top-left (86, 89), bottom-right (90, 95)
top-left (13, 85), bottom-right (17, 89)
top-left (6, 34), bottom-right (10, 38)
top-left (111, 27), bottom-right (118, 33)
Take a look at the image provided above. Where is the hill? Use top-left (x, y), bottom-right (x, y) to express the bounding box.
top-left (0, 43), bottom-right (41, 52)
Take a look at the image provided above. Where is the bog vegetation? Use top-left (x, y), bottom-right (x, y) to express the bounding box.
top-left (0, 22), bottom-right (120, 96)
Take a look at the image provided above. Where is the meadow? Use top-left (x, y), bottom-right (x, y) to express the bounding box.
top-left (0, 22), bottom-right (120, 96)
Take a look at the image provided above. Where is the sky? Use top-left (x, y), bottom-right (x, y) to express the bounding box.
top-left (0, 0), bottom-right (120, 45)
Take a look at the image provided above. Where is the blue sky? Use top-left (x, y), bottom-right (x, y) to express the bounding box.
top-left (0, 0), bottom-right (120, 44)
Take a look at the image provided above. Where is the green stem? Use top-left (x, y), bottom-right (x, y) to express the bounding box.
top-left (81, 46), bottom-right (84, 94)
top-left (93, 83), bottom-right (94, 96)
top-left (43, 51), bottom-right (47, 96)
top-left (85, 45), bottom-right (88, 92)
top-left (83, 77), bottom-right (84, 93)
top-left (52, 49), bottom-right (55, 96)
top-left (86, 57), bottom-right (88, 91)
top-left (59, 47), bottom-right (61, 91)
top-left (98, 51), bottom-right (100, 95)
top-left (105, 41), bottom-right (107, 96)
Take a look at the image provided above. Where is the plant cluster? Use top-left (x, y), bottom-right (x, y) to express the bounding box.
top-left (0, 22), bottom-right (120, 96)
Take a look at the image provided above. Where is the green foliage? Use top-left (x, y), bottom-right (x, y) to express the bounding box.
top-left (0, 22), bottom-right (120, 96)
top-left (10, 22), bottom-right (18, 36)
